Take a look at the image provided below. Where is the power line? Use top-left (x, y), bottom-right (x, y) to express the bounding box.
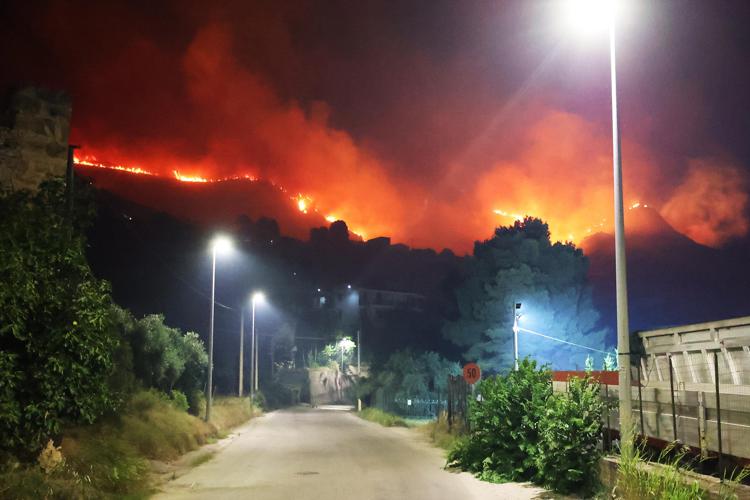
top-left (517, 327), bottom-right (610, 355)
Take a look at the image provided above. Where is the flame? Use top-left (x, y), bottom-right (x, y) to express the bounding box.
top-left (492, 201), bottom-right (650, 241)
top-left (296, 195), bottom-right (309, 214)
top-left (74, 155), bottom-right (155, 176)
top-left (73, 153), bottom-right (368, 237)
top-left (173, 170), bottom-right (209, 183)
top-left (493, 209), bottom-right (524, 221)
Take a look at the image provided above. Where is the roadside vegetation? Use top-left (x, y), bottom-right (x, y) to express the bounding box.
top-left (0, 180), bottom-right (258, 498)
top-left (447, 359), bottom-right (605, 497)
top-left (357, 407), bottom-right (407, 428)
top-left (419, 412), bottom-right (461, 450)
top-left (614, 440), bottom-right (749, 500)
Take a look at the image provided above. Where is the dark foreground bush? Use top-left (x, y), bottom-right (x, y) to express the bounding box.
top-left (0, 181), bottom-right (119, 457)
top-left (448, 359), bottom-right (551, 483)
top-left (536, 375), bottom-right (604, 495)
top-left (448, 359), bottom-right (604, 496)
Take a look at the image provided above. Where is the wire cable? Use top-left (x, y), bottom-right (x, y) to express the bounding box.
top-left (517, 326), bottom-right (611, 355)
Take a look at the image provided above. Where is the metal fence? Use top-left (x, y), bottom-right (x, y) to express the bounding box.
top-left (555, 316), bottom-right (750, 468)
top-left (373, 388), bottom-right (446, 419)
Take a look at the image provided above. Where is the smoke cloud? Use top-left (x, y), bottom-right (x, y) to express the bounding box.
top-left (2, 1), bottom-right (748, 252)
top-left (661, 160), bottom-right (749, 247)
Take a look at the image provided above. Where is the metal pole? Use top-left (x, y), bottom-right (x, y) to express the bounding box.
top-left (610, 10), bottom-right (633, 447)
top-left (253, 301), bottom-right (259, 393)
top-left (668, 354), bottom-right (677, 442)
top-left (714, 351), bottom-right (723, 478)
top-left (513, 308), bottom-right (519, 371)
top-left (239, 308), bottom-right (244, 397)
top-left (250, 300), bottom-right (255, 400)
top-left (357, 329), bottom-right (361, 374)
top-left (66, 145), bottom-right (79, 215)
top-left (357, 329), bottom-right (362, 412)
top-left (205, 247), bottom-right (216, 422)
top-left (637, 357), bottom-right (644, 438)
top-left (605, 383), bottom-right (611, 451)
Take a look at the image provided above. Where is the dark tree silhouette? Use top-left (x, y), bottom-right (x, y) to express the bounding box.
top-left (443, 218), bottom-right (609, 371)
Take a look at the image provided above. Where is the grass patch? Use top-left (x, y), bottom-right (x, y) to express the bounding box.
top-left (358, 407), bottom-right (408, 427)
top-left (613, 442), bottom-right (750, 500)
top-left (0, 390), bottom-right (259, 499)
top-left (418, 412), bottom-right (462, 450)
top-left (209, 396), bottom-right (258, 432)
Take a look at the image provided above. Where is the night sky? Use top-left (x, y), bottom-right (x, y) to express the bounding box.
top-left (2, 0), bottom-right (750, 253)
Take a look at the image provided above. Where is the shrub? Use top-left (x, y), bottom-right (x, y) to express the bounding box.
top-left (187, 389), bottom-right (206, 416)
top-left (170, 390), bottom-right (189, 412)
top-left (109, 306), bottom-right (208, 404)
top-left (536, 375), bottom-right (604, 495)
top-left (448, 359), bottom-right (551, 483)
top-left (0, 180), bottom-right (119, 456)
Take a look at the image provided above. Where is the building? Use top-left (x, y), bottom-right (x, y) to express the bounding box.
top-left (0, 86), bottom-right (71, 192)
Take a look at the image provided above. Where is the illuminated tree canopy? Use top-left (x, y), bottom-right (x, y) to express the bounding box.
top-left (443, 218), bottom-right (609, 371)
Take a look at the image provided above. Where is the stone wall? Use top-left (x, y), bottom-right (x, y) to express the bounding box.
top-left (308, 366), bottom-right (355, 406)
top-left (0, 86), bottom-right (71, 192)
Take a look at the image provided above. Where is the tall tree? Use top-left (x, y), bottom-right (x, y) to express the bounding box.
top-left (443, 218), bottom-right (609, 371)
top-left (0, 180), bottom-right (118, 454)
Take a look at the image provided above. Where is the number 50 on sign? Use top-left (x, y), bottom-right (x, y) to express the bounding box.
top-left (463, 363), bottom-right (481, 385)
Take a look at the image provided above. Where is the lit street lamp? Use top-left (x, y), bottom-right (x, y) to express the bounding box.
top-left (563, 0), bottom-right (633, 443)
top-left (251, 291), bottom-right (265, 400)
top-left (512, 302), bottom-right (522, 371)
top-left (337, 337), bottom-right (356, 369)
top-left (206, 235), bottom-right (232, 422)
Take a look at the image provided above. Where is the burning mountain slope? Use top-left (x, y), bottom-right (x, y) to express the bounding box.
top-left (75, 163), bottom-right (337, 241)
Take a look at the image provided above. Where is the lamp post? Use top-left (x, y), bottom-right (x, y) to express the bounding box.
top-left (206, 235), bottom-right (232, 422)
top-left (239, 309), bottom-right (244, 397)
top-left (564, 0), bottom-right (632, 443)
top-left (251, 292), bottom-right (264, 398)
top-left (512, 302), bottom-right (521, 371)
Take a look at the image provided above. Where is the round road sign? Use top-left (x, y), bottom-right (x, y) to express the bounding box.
top-left (463, 363), bottom-right (481, 385)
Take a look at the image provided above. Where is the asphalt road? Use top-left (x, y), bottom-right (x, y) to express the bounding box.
top-left (154, 406), bottom-right (549, 500)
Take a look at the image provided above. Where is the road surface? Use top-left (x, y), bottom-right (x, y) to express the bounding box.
top-left (154, 406), bottom-right (549, 499)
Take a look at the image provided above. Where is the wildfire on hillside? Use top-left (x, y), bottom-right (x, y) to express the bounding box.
top-left (73, 153), bottom-right (369, 238)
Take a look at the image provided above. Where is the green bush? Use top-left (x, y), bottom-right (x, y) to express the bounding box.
top-left (170, 390), bottom-right (189, 412)
top-left (0, 180), bottom-right (119, 456)
top-left (448, 359), bottom-right (604, 495)
top-left (187, 389), bottom-right (206, 416)
top-left (109, 306), bottom-right (208, 404)
top-left (536, 375), bottom-right (604, 495)
top-left (448, 359), bottom-right (551, 483)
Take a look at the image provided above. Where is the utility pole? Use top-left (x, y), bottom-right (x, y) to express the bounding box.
top-left (609, 14), bottom-right (633, 445)
top-left (254, 329), bottom-right (259, 393)
top-left (65, 145), bottom-right (79, 215)
top-left (512, 303), bottom-right (521, 371)
top-left (206, 245), bottom-right (217, 422)
top-left (357, 329), bottom-right (362, 412)
top-left (357, 329), bottom-right (361, 375)
top-left (239, 308), bottom-right (244, 397)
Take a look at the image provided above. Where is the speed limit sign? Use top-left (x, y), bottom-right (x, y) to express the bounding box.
top-left (463, 363), bottom-right (481, 385)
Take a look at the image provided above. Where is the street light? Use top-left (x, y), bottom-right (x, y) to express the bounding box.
top-left (251, 292), bottom-right (265, 400)
top-left (206, 235), bottom-right (233, 422)
top-left (512, 303), bottom-right (522, 371)
top-left (337, 337), bottom-right (356, 369)
top-left (563, 0), bottom-right (633, 443)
